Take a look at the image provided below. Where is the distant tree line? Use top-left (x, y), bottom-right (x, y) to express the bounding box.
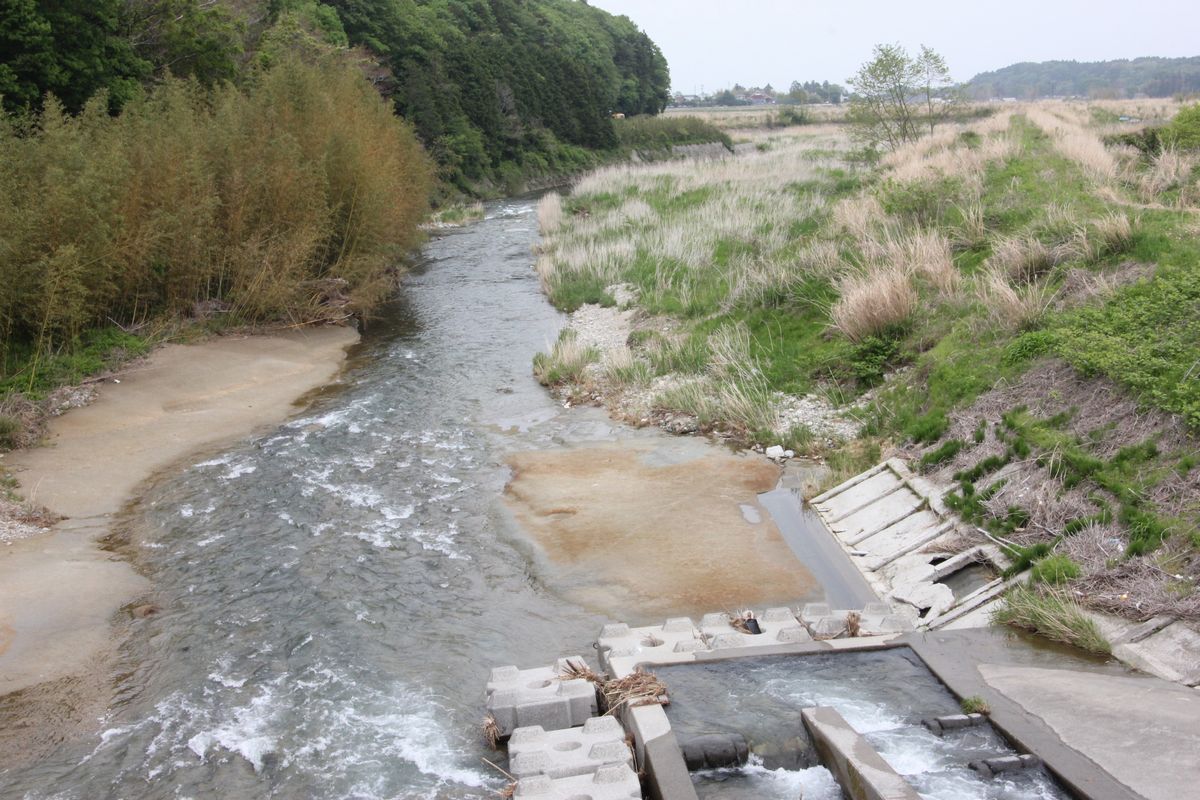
top-left (672, 80), bottom-right (845, 107)
top-left (967, 56), bottom-right (1200, 100)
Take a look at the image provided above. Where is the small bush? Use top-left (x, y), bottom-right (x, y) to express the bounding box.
top-left (533, 330), bottom-right (598, 386)
top-left (920, 439), bottom-right (965, 469)
top-left (774, 106), bottom-right (810, 127)
top-left (850, 335), bottom-right (901, 386)
top-left (1030, 554), bottom-right (1081, 585)
top-left (1161, 104), bottom-right (1200, 151)
top-left (0, 414), bottom-right (22, 450)
top-left (906, 410), bottom-right (950, 444)
top-left (960, 695), bottom-right (990, 715)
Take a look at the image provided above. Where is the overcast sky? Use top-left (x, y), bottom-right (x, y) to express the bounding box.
top-left (587, 0), bottom-right (1200, 94)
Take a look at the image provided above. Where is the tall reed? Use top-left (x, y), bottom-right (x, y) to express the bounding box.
top-left (0, 58), bottom-right (434, 371)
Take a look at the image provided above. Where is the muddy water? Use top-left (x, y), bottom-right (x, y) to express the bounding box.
top-left (0, 199), bottom-right (815, 799)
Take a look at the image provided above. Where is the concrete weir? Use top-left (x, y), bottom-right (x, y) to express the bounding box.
top-left (484, 605), bottom-right (916, 800)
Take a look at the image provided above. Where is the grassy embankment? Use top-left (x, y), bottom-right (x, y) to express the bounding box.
top-left (0, 59), bottom-right (433, 451)
top-left (534, 100), bottom-right (1200, 649)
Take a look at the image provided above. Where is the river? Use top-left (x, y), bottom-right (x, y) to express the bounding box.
top-left (2, 198), bottom-right (637, 798)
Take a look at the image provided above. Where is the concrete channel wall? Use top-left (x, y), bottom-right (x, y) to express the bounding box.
top-left (801, 707), bottom-right (922, 800)
top-left (809, 458), bottom-right (1013, 628)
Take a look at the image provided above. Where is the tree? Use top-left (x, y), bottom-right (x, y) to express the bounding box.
top-left (847, 43), bottom-right (956, 151)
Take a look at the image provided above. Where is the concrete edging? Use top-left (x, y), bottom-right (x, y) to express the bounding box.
top-left (801, 706), bottom-right (921, 800)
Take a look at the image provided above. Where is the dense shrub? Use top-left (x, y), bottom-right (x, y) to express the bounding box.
top-left (0, 58), bottom-right (434, 369)
top-left (613, 116), bottom-right (732, 153)
top-left (1161, 104), bottom-right (1200, 151)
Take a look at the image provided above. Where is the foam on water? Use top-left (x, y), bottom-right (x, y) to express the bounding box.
top-left (694, 758), bottom-right (841, 799)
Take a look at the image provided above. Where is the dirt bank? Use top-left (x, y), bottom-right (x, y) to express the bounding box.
top-left (505, 440), bottom-right (821, 620)
top-left (0, 326), bottom-right (359, 701)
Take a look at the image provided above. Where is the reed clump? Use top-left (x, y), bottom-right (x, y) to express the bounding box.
top-left (0, 58), bottom-right (434, 378)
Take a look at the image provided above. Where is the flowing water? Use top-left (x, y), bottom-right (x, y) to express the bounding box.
top-left (660, 651), bottom-right (1070, 800)
top-left (2, 199), bottom-right (628, 799)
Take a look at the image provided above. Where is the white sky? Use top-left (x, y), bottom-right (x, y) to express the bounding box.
top-left (587, 0), bottom-right (1200, 94)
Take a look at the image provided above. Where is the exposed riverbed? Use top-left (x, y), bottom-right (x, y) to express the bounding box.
top-left (0, 198), bottom-right (820, 798)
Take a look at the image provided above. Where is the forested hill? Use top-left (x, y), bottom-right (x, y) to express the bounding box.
top-left (967, 56), bottom-right (1200, 99)
top-left (0, 0), bottom-right (670, 191)
top-left (327, 0), bottom-right (670, 188)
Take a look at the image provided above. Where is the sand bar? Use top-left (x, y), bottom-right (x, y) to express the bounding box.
top-left (0, 326), bottom-right (359, 696)
top-left (505, 441), bottom-right (820, 620)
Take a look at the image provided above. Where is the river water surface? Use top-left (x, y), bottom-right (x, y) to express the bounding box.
top-left (4, 199), bottom-right (636, 798)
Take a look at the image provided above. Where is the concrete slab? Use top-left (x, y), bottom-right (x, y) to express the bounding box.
top-left (856, 513), bottom-right (949, 570)
top-left (833, 491), bottom-right (926, 545)
top-left (1113, 622), bottom-right (1200, 686)
top-left (817, 470), bottom-right (904, 521)
top-left (980, 663), bottom-right (1200, 800)
top-left (810, 462), bottom-right (890, 505)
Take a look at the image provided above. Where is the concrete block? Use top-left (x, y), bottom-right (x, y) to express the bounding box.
top-left (776, 625), bottom-right (813, 643)
top-left (800, 603), bottom-right (832, 623)
top-left (761, 606), bottom-right (798, 623)
top-left (890, 581), bottom-right (955, 620)
top-left (508, 717), bottom-right (632, 779)
top-left (598, 619), bottom-right (706, 674)
top-left (858, 514), bottom-right (950, 571)
top-left (514, 763), bottom-right (642, 799)
top-left (487, 659), bottom-right (598, 737)
top-left (810, 461), bottom-right (890, 505)
top-left (810, 615), bottom-right (850, 639)
top-left (859, 614), bottom-right (915, 636)
top-left (802, 707), bottom-right (921, 800)
top-left (678, 733), bottom-right (749, 770)
top-left (969, 754), bottom-right (1041, 778)
top-left (922, 713), bottom-right (986, 735)
top-left (862, 602), bottom-right (893, 616)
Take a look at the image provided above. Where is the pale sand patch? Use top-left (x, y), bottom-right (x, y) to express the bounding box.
top-left (505, 442), bottom-right (819, 620)
top-left (0, 326), bottom-right (358, 697)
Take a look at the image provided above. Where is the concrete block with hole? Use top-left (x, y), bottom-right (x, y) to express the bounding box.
top-left (513, 762), bottom-right (642, 799)
top-left (486, 658), bottom-right (598, 737)
top-left (598, 618), bottom-right (707, 675)
top-left (699, 609), bottom-right (810, 649)
top-left (508, 716), bottom-right (632, 779)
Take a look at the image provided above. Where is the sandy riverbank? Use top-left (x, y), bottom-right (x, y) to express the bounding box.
top-left (0, 326), bottom-right (359, 701)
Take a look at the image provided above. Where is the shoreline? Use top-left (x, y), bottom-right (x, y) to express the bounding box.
top-left (0, 326), bottom-right (359, 703)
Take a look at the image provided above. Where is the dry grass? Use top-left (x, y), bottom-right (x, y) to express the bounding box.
top-left (833, 194), bottom-right (886, 241)
top-left (537, 192), bottom-right (563, 235)
top-left (1137, 147), bottom-right (1198, 203)
top-left (1024, 106), bottom-right (1118, 183)
top-left (532, 329), bottom-right (599, 386)
top-left (831, 265), bottom-right (917, 341)
top-left (887, 229), bottom-right (960, 296)
top-left (655, 324), bottom-right (778, 434)
top-left (482, 715), bottom-right (501, 749)
top-left (985, 234), bottom-right (1056, 283)
top-left (976, 267), bottom-right (1057, 331)
top-left (600, 670), bottom-right (669, 714)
